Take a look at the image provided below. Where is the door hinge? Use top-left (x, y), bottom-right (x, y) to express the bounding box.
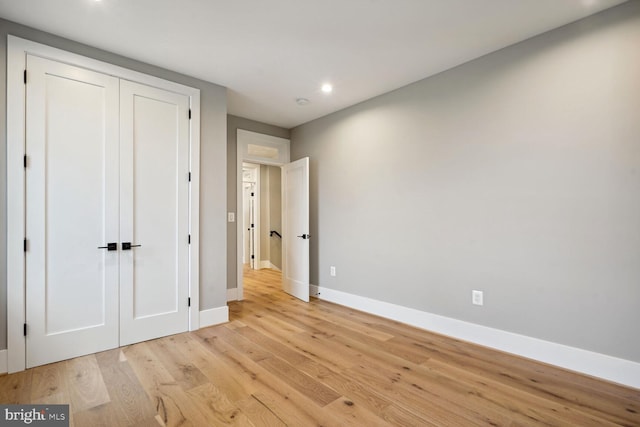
top-left (251, 192), bottom-right (254, 197)
top-left (23, 155), bottom-right (27, 168)
top-left (188, 297), bottom-right (191, 307)
top-left (251, 255), bottom-right (254, 260)
top-left (23, 238), bottom-right (27, 252)
top-left (188, 234), bottom-right (191, 244)
top-left (188, 109), bottom-right (192, 120)
top-left (23, 323), bottom-right (27, 337)
top-left (188, 172), bottom-right (191, 182)
top-left (250, 223), bottom-right (254, 228)
top-left (24, 69), bottom-right (27, 84)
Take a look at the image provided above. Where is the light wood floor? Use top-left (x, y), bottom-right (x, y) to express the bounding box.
top-left (1, 268), bottom-right (639, 426)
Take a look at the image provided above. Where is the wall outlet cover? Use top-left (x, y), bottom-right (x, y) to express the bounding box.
top-left (472, 290), bottom-right (484, 306)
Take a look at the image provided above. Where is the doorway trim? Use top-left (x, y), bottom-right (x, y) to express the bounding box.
top-left (236, 130), bottom-right (290, 300)
top-left (6, 36), bottom-right (201, 373)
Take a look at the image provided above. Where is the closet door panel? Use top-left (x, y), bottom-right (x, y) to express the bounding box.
top-left (119, 80), bottom-right (190, 345)
top-left (25, 55), bottom-right (120, 368)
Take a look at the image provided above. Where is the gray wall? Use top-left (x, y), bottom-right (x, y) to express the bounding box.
top-left (291, 2), bottom-right (640, 362)
top-left (268, 166), bottom-right (282, 270)
top-left (0, 18), bottom-right (228, 350)
top-left (227, 115), bottom-right (290, 289)
top-left (260, 166), bottom-right (271, 264)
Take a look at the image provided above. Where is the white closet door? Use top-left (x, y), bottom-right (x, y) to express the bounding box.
top-left (119, 80), bottom-right (190, 345)
top-left (282, 157), bottom-right (310, 302)
top-left (25, 55), bottom-right (120, 367)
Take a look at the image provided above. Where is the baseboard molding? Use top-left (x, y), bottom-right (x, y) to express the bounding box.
top-left (227, 287), bottom-right (238, 302)
top-left (0, 349), bottom-right (7, 374)
top-left (312, 284), bottom-right (640, 390)
top-left (259, 261), bottom-right (281, 271)
top-left (199, 306), bottom-right (229, 328)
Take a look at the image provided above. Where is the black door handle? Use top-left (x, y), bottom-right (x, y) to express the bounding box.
top-left (297, 234), bottom-right (310, 240)
top-left (122, 242), bottom-right (142, 250)
top-left (98, 243), bottom-right (117, 251)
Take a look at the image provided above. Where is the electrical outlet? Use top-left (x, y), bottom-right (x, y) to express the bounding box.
top-left (472, 290), bottom-right (483, 306)
top-left (228, 212), bottom-right (235, 222)
top-left (330, 266), bottom-right (336, 277)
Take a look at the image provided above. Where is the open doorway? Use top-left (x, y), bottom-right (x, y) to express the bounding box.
top-left (235, 130), bottom-right (290, 301)
top-left (235, 129), bottom-right (309, 302)
top-left (242, 162), bottom-right (282, 273)
top-left (242, 163), bottom-right (259, 270)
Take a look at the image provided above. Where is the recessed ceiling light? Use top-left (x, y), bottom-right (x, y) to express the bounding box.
top-left (296, 98), bottom-right (310, 106)
top-left (321, 83), bottom-right (333, 94)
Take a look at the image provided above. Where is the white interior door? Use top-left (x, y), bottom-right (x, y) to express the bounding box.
top-left (243, 183), bottom-right (251, 264)
top-left (243, 181), bottom-right (257, 268)
top-left (25, 55), bottom-right (120, 367)
top-left (281, 157), bottom-right (310, 302)
top-left (119, 80), bottom-right (191, 346)
top-left (249, 184), bottom-right (257, 269)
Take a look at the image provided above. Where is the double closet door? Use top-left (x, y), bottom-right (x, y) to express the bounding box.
top-left (25, 55), bottom-right (191, 368)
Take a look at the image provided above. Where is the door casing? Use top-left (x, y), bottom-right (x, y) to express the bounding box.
top-left (6, 36), bottom-right (201, 373)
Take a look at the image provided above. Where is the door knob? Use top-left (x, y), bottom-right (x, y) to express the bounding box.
top-left (98, 243), bottom-right (117, 251)
top-left (122, 242), bottom-right (142, 250)
top-left (297, 234), bottom-right (310, 240)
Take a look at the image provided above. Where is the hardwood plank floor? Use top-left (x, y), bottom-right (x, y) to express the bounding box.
top-left (1, 267), bottom-right (639, 426)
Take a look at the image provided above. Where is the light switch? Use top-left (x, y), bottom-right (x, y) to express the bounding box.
top-left (228, 212), bottom-right (235, 222)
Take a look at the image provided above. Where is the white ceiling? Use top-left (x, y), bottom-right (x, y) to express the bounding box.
top-left (0, 0), bottom-right (627, 128)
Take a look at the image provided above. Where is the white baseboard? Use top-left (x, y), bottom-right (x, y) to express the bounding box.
top-left (312, 284), bottom-right (640, 390)
top-left (259, 261), bottom-right (281, 271)
top-left (199, 306), bottom-right (229, 328)
top-left (227, 287), bottom-right (238, 301)
top-left (0, 349), bottom-right (7, 374)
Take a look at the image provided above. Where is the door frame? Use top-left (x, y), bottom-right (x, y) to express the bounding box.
top-left (6, 36), bottom-right (201, 373)
top-left (235, 130), bottom-right (290, 300)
